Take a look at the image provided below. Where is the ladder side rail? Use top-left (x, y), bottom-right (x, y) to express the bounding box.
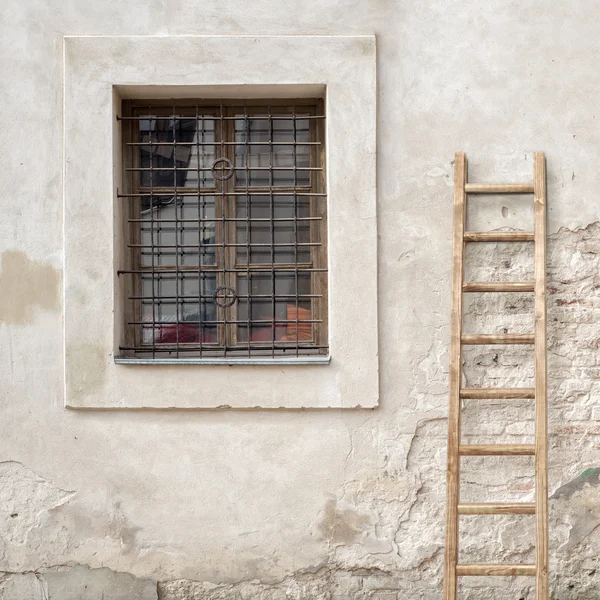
top-left (443, 152), bottom-right (467, 600)
top-left (534, 152), bottom-right (549, 600)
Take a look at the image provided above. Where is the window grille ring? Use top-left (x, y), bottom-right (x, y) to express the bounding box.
top-left (211, 157), bottom-right (234, 181)
top-left (213, 285), bottom-right (238, 307)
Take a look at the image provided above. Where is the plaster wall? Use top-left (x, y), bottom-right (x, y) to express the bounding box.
top-left (1, 1), bottom-right (599, 599)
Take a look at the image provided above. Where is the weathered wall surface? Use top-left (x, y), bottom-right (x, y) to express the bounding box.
top-left (0, 1), bottom-right (599, 598)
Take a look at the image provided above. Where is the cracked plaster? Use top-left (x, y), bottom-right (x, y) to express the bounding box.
top-left (1, 0), bottom-right (600, 598)
top-left (1, 225), bottom-right (596, 597)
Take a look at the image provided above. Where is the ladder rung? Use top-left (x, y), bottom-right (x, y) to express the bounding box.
top-left (458, 503), bottom-right (536, 515)
top-left (456, 564), bottom-right (536, 577)
top-left (460, 388), bottom-right (535, 399)
top-left (463, 282), bottom-right (535, 293)
top-left (459, 444), bottom-right (536, 456)
top-left (464, 231), bottom-right (535, 242)
top-left (461, 334), bottom-right (535, 345)
top-left (464, 183), bottom-right (534, 194)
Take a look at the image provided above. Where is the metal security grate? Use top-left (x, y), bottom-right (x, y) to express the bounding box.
top-left (117, 99), bottom-right (328, 359)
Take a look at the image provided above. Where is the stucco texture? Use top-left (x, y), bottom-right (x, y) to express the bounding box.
top-left (0, 1), bottom-right (599, 599)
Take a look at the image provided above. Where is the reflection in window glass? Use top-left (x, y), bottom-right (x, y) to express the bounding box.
top-left (237, 274), bottom-right (312, 343)
top-left (235, 116), bottom-right (311, 187)
top-left (139, 117), bottom-right (215, 188)
top-left (140, 196), bottom-right (217, 267)
top-left (141, 273), bottom-right (218, 344)
top-left (236, 195), bottom-right (311, 264)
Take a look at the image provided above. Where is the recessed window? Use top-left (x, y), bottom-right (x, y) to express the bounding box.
top-left (118, 99), bottom-right (327, 360)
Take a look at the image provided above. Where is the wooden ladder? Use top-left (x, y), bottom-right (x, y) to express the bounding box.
top-left (443, 152), bottom-right (548, 599)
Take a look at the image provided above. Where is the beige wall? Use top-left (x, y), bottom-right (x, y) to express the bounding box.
top-left (0, 1), bottom-right (599, 599)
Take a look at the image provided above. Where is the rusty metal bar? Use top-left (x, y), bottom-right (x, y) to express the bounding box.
top-left (119, 344), bottom-right (329, 352)
top-left (125, 166), bottom-right (323, 172)
top-left (127, 141), bottom-right (322, 146)
top-left (118, 191), bottom-right (327, 197)
top-left (117, 115), bottom-right (326, 121)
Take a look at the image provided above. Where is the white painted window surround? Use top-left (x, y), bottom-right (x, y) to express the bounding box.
top-left (63, 35), bottom-right (378, 409)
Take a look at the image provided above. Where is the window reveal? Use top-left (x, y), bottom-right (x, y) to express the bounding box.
top-left (118, 100), bottom-right (328, 359)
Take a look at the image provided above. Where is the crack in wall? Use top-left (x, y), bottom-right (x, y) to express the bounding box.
top-left (2, 223), bottom-right (600, 599)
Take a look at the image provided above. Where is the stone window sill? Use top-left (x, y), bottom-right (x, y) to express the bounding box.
top-left (114, 356), bottom-right (331, 366)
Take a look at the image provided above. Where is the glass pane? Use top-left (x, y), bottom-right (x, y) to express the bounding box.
top-left (236, 195), bottom-right (311, 264)
top-left (139, 117), bottom-right (215, 188)
top-left (235, 116), bottom-right (311, 187)
top-left (140, 195), bottom-right (217, 267)
top-left (141, 273), bottom-right (217, 344)
top-left (237, 273), bottom-right (312, 343)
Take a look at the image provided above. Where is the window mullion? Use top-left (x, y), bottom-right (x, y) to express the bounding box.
top-left (269, 105), bottom-right (276, 358)
top-left (217, 101), bottom-right (228, 352)
top-left (243, 104), bottom-right (251, 356)
top-left (223, 104), bottom-right (238, 350)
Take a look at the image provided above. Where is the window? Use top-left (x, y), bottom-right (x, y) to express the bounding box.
top-left (64, 35), bottom-right (376, 408)
top-left (118, 99), bottom-right (327, 360)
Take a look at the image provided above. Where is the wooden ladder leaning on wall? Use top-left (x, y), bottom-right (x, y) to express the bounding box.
top-left (443, 152), bottom-right (548, 600)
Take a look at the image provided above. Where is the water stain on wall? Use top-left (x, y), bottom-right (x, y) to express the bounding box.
top-left (318, 499), bottom-right (371, 546)
top-left (0, 250), bottom-right (60, 325)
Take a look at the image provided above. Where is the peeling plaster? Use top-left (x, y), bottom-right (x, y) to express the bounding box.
top-left (0, 462), bottom-right (75, 546)
top-left (3, 0), bottom-right (600, 595)
top-left (318, 499), bottom-right (371, 547)
top-left (551, 468), bottom-right (600, 500)
top-left (0, 221), bottom-right (590, 599)
top-left (157, 566), bottom-right (417, 600)
top-left (0, 565), bottom-right (157, 600)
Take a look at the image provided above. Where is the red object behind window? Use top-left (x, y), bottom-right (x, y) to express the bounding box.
top-left (155, 324), bottom-right (217, 344)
